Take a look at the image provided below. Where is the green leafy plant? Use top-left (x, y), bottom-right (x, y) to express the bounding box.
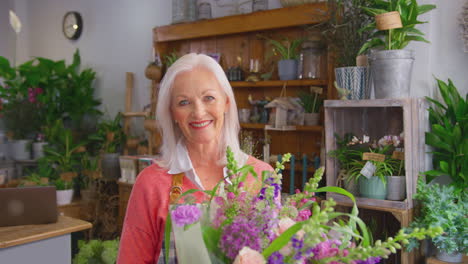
top-left (54, 178), bottom-right (73, 190)
top-left (90, 113), bottom-right (126, 154)
top-left (358, 0), bottom-right (436, 54)
top-left (73, 239), bottom-right (119, 264)
top-left (298, 92), bottom-right (323, 113)
top-left (406, 179), bottom-right (468, 254)
top-left (0, 50), bottom-right (102, 130)
top-left (318, 0), bottom-right (374, 67)
top-left (80, 153), bottom-right (100, 190)
top-left (423, 78), bottom-right (468, 193)
top-left (43, 120), bottom-right (86, 174)
top-left (263, 36), bottom-right (304, 60)
top-left (164, 52), bottom-right (179, 68)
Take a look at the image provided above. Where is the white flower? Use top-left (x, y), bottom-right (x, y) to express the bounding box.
top-left (363, 135), bottom-right (370, 143)
top-left (9, 10), bottom-right (22, 34)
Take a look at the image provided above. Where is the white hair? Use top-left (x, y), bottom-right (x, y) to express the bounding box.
top-left (155, 53), bottom-right (247, 169)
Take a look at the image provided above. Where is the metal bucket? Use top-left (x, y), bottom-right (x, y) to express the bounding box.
top-left (334, 66), bottom-right (370, 100)
top-left (369, 50), bottom-right (414, 99)
top-left (386, 176), bottom-right (406, 201)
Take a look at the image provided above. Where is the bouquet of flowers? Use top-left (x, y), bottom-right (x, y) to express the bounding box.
top-left (166, 147), bottom-right (441, 264)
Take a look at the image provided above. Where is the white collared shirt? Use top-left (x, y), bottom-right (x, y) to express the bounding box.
top-left (167, 142), bottom-right (247, 190)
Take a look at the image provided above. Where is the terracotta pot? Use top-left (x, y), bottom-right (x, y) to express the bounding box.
top-left (106, 132), bottom-right (115, 142)
top-left (144, 119), bottom-right (158, 132)
top-left (74, 146), bottom-right (87, 153)
top-left (145, 63), bottom-right (162, 81)
top-left (60, 172), bottom-right (78, 182)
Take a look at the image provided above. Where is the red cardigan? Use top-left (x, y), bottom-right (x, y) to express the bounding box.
top-left (117, 156), bottom-right (273, 263)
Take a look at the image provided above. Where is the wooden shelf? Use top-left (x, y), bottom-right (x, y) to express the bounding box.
top-left (240, 123), bottom-right (323, 132)
top-left (154, 3), bottom-right (329, 42)
top-left (426, 256), bottom-right (468, 264)
top-left (328, 193), bottom-right (410, 211)
top-left (231, 79), bottom-right (327, 87)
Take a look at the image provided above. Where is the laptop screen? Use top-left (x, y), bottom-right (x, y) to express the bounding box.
top-left (0, 186), bottom-right (58, 227)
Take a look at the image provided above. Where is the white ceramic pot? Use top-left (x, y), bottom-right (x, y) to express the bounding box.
top-left (33, 142), bottom-right (48, 160)
top-left (10, 140), bottom-right (31, 160)
top-left (56, 189), bottom-right (74, 205)
top-left (436, 249), bottom-right (463, 263)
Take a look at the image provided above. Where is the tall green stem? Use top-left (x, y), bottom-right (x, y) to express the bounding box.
top-left (388, 29), bottom-right (392, 50)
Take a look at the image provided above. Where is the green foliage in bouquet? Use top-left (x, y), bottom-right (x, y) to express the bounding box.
top-left (73, 238), bottom-right (119, 264)
top-left (165, 147), bottom-right (442, 263)
top-left (406, 179), bottom-right (467, 255)
top-left (424, 78), bottom-right (468, 193)
top-left (358, 0), bottom-right (436, 54)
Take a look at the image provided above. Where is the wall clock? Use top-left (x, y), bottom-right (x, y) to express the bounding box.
top-left (62, 11), bottom-right (83, 40)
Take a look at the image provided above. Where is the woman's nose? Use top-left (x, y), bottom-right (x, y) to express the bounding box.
top-left (191, 100), bottom-right (206, 118)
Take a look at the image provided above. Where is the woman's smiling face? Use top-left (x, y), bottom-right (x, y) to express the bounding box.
top-left (170, 66), bottom-right (229, 145)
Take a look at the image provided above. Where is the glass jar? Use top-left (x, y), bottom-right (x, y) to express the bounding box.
top-left (197, 2), bottom-right (212, 20)
top-left (252, 0), bottom-right (268, 12)
top-left (298, 40), bottom-right (325, 79)
top-left (172, 0), bottom-right (197, 24)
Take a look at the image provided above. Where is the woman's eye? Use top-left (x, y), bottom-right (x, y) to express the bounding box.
top-left (178, 100), bottom-right (189, 106)
top-left (204, 95), bottom-right (215, 101)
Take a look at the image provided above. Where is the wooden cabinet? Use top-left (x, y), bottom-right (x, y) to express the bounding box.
top-left (152, 4), bottom-right (335, 192)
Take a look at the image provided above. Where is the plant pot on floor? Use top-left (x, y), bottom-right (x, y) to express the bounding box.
top-left (304, 113), bottom-right (319, 126)
top-left (386, 176), bottom-right (406, 201)
top-left (102, 153), bottom-right (121, 179)
top-left (334, 66), bottom-right (370, 100)
top-left (32, 142), bottom-right (48, 160)
top-left (57, 189), bottom-right (74, 205)
top-left (369, 50), bottom-right (415, 99)
top-left (9, 139), bottom-right (31, 160)
top-left (278, 59), bottom-right (298, 80)
top-left (436, 249), bottom-right (463, 263)
top-left (359, 176), bottom-right (387, 200)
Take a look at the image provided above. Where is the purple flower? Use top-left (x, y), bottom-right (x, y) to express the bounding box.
top-left (356, 256), bottom-right (382, 264)
top-left (171, 205), bottom-right (201, 227)
top-left (268, 252), bottom-right (284, 264)
top-left (219, 216), bottom-right (263, 259)
top-left (291, 236), bottom-right (303, 250)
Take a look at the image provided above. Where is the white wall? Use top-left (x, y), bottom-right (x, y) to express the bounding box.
top-left (410, 0), bottom-right (468, 98)
top-left (0, 0), bottom-right (15, 63)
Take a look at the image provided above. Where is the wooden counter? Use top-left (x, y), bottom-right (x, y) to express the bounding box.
top-left (0, 215), bottom-right (91, 248)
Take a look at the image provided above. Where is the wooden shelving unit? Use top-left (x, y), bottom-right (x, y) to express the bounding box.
top-left (150, 3), bottom-right (334, 194)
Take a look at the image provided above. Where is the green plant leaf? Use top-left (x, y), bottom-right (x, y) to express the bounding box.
top-left (164, 212), bottom-right (172, 264)
top-left (358, 38), bottom-right (385, 55)
top-left (314, 186), bottom-right (356, 203)
top-left (418, 4), bottom-right (436, 15)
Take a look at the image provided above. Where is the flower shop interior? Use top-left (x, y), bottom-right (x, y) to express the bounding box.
top-left (0, 0), bottom-right (467, 263)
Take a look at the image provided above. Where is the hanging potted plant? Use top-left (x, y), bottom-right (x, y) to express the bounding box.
top-left (358, 0), bottom-right (436, 98)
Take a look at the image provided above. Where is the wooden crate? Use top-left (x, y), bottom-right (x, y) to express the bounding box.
top-left (426, 256), bottom-right (468, 264)
top-left (324, 99), bottom-right (431, 209)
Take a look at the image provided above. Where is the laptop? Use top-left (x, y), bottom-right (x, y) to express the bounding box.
top-left (0, 186), bottom-right (58, 227)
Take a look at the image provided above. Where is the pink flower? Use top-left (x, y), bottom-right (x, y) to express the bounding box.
top-left (296, 209), bottom-right (311, 221)
top-left (171, 205), bottom-right (201, 227)
top-left (275, 217), bottom-right (296, 236)
top-left (227, 192), bottom-right (236, 200)
top-left (233, 247), bottom-right (265, 264)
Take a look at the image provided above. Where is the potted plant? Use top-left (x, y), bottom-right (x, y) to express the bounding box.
top-left (328, 133), bottom-right (366, 196)
top-left (319, 0), bottom-right (374, 99)
top-left (424, 78), bottom-right (468, 194)
top-left (80, 153), bottom-right (100, 203)
top-left (358, 0), bottom-right (436, 98)
top-left (73, 238), bottom-right (119, 264)
top-left (32, 132), bottom-right (48, 160)
top-left (406, 180), bottom-right (467, 262)
top-left (298, 90), bottom-right (323, 126)
top-left (55, 178), bottom-right (74, 205)
top-left (90, 113), bottom-right (125, 179)
top-left (264, 36), bottom-right (304, 80)
top-left (43, 120), bottom-right (85, 185)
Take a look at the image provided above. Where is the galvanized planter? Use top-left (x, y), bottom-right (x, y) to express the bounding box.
top-left (369, 50), bottom-right (414, 99)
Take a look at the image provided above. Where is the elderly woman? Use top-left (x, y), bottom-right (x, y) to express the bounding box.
top-left (118, 53), bottom-right (273, 263)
